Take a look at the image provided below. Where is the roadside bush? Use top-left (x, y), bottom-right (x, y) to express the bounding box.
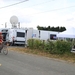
top-left (33, 39), bottom-right (41, 49)
top-left (27, 39), bottom-right (72, 54)
top-left (44, 40), bottom-right (55, 53)
top-left (27, 39), bottom-right (44, 50)
top-left (38, 40), bottom-right (45, 50)
top-left (27, 39), bottom-right (34, 49)
top-left (52, 40), bottom-right (72, 54)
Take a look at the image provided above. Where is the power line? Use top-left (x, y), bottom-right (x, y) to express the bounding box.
top-left (28, 5), bottom-right (75, 16)
top-left (0, 0), bottom-right (28, 9)
top-left (0, 0), bottom-right (75, 15)
top-left (0, 0), bottom-right (54, 9)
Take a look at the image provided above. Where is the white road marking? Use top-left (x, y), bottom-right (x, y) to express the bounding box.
top-left (0, 64), bottom-right (2, 66)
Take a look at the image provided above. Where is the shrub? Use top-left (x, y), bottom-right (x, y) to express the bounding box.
top-left (33, 39), bottom-right (41, 49)
top-left (27, 39), bottom-right (34, 49)
top-left (38, 40), bottom-right (45, 50)
top-left (27, 39), bottom-right (72, 54)
top-left (52, 40), bottom-right (72, 54)
top-left (27, 39), bottom-right (45, 50)
top-left (44, 40), bottom-right (55, 53)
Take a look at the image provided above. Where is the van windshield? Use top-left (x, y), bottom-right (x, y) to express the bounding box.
top-left (17, 32), bottom-right (25, 37)
top-left (2, 33), bottom-right (7, 41)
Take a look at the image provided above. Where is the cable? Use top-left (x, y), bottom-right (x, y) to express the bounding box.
top-left (0, 0), bottom-right (75, 15)
top-left (0, 0), bottom-right (28, 9)
top-left (0, 0), bottom-right (54, 9)
top-left (28, 5), bottom-right (75, 16)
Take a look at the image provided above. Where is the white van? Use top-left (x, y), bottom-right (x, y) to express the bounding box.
top-left (6, 28), bottom-right (26, 46)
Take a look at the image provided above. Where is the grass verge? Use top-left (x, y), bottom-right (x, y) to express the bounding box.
top-left (8, 47), bottom-right (75, 63)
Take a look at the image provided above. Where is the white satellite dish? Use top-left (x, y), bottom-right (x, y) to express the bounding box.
top-left (10, 16), bottom-right (18, 24)
top-left (10, 16), bottom-right (18, 28)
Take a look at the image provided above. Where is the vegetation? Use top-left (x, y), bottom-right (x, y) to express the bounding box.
top-left (37, 25), bottom-right (66, 32)
top-left (27, 39), bottom-right (72, 54)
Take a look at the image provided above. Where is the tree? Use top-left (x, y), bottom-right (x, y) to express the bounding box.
top-left (37, 25), bottom-right (66, 32)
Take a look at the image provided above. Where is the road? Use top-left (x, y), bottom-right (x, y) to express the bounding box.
top-left (0, 50), bottom-right (75, 75)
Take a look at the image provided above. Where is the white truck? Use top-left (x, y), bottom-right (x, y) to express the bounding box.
top-left (5, 28), bottom-right (26, 46)
top-left (26, 28), bottom-right (59, 44)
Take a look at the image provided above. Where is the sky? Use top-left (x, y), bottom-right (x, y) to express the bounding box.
top-left (0, 0), bottom-right (75, 30)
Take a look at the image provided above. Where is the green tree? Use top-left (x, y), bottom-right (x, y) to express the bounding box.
top-left (37, 25), bottom-right (66, 32)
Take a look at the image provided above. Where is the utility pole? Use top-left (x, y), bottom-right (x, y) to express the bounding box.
top-left (5, 22), bottom-right (7, 28)
top-left (18, 22), bottom-right (20, 28)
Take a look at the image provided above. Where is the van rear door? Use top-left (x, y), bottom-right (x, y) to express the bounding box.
top-left (14, 31), bottom-right (25, 44)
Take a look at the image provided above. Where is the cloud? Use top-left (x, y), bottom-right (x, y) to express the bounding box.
top-left (0, 6), bottom-right (39, 23)
top-left (18, 15), bottom-right (31, 23)
top-left (66, 18), bottom-right (74, 21)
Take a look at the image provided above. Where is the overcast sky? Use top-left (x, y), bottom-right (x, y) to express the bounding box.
top-left (0, 0), bottom-right (75, 29)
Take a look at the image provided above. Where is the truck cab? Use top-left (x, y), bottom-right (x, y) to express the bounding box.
top-left (0, 28), bottom-right (9, 42)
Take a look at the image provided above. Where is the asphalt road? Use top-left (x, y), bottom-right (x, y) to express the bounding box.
top-left (0, 50), bottom-right (75, 75)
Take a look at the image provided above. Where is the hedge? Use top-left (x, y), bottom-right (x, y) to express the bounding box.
top-left (27, 39), bottom-right (72, 54)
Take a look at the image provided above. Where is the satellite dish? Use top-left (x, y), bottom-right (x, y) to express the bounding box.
top-left (10, 16), bottom-right (18, 25)
top-left (10, 16), bottom-right (18, 28)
